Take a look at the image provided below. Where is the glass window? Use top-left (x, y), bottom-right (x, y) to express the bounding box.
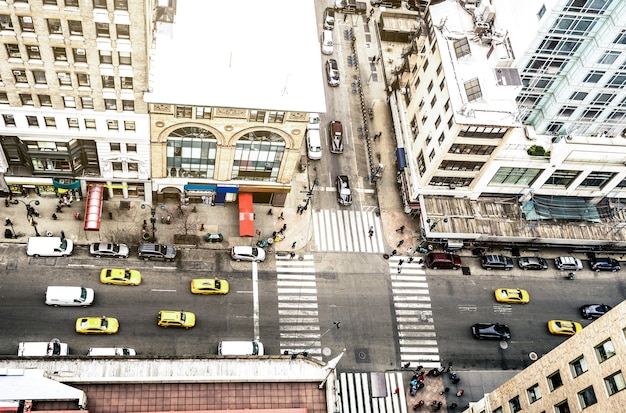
top-left (578, 386), bottom-right (597, 408)
top-left (527, 383), bottom-right (541, 404)
top-left (0, 14), bottom-right (14, 31)
top-left (96, 22), bottom-right (110, 38)
top-left (544, 170), bottom-right (579, 187)
top-left (166, 127), bottom-right (218, 179)
top-left (121, 77), bottom-right (133, 89)
top-left (68, 20), bottom-right (82, 35)
top-left (548, 371), bottom-right (563, 391)
top-left (47, 18), bottom-right (62, 34)
top-left (595, 339), bottom-right (616, 362)
top-left (126, 143), bottom-right (137, 152)
top-left (81, 97), bottom-right (93, 109)
top-left (124, 121), bottom-right (135, 131)
top-left (53, 47), bottom-right (68, 62)
top-left (110, 142), bottom-right (121, 151)
top-left (73, 48), bottom-right (87, 63)
top-left (580, 171), bottom-right (616, 188)
top-left (122, 100), bottom-right (134, 111)
top-left (508, 396), bottom-right (521, 413)
top-left (63, 96), bottom-right (76, 108)
top-left (84, 119), bottom-right (96, 129)
top-left (107, 120), bottom-right (119, 131)
top-left (116, 24), bottom-right (130, 39)
top-left (65, 0), bottom-right (79, 7)
top-left (20, 94), bottom-right (33, 105)
top-left (99, 50), bottom-right (113, 64)
top-left (26, 115), bottom-right (38, 126)
top-left (570, 356), bottom-right (588, 378)
top-left (176, 106), bottom-right (192, 118)
top-left (268, 111), bottom-right (285, 123)
top-left (6, 43), bottom-right (21, 58)
top-left (101, 75), bottom-right (115, 88)
top-left (583, 71), bottom-right (605, 83)
top-left (44, 117), bottom-right (56, 127)
top-left (555, 400), bottom-right (570, 413)
top-left (0, 93), bottom-right (8, 104)
top-left (3, 114), bottom-right (16, 126)
top-left (614, 31), bottom-right (626, 45)
top-left (118, 51), bottom-right (131, 65)
top-left (249, 110), bottom-right (266, 122)
top-left (598, 51), bottom-right (620, 65)
top-left (67, 118), bottom-right (79, 128)
top-left (232, 131), bottom-right (285, 181)
top-left (77, 73), bottom-right (90, 86)
top-left (57, 72), bottom-right (72, 86)
top-left (605, 371), bottom-right (626, 396)
top-left (105, 99), bottom-right (117, 110)
top-left (20, 16), bottom-right (35, 32)
top-left (13, 70), bottom-right (27, 83)
top-left (94, 0), bottom-right (107, 9)
top-left (33, 70), bottom-right (46, 84)
top-left (491, 167), bottom-right (540, 185)
top-left (39, 95), bottom-right (52, 106)
top-left (114, 0), bottom-right (129, 10)
top-left (196, 107), bottom-right (211, 119)
top-left (26, 45), bottom-right (41, 59)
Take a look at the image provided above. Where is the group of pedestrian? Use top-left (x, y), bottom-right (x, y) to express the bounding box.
top-left (296, 204), bottom-right (307, 215)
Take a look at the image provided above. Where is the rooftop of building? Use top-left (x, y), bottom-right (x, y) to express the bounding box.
top-left (144, 0), bottom-right (327, 114)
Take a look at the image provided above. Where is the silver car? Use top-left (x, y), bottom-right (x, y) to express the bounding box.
top-left (326, 59), bottom-right (340, 87)
top-left (89, 242), bottom-right (129, 258)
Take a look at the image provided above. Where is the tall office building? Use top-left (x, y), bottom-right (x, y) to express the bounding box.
top-left (0, 0), bottom-right (151, 200)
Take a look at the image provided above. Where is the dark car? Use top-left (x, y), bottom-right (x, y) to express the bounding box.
top-left (425, 252), bottom-right (462, 270)
top-left (581, 303), bottom-right (612, 319)
top-left (481, 254), bottom-right (514, 270)
top-left (471, 323), bottom-right (511, 340)
top-left (589, 257), bottom-right (621, 272)
top-left (517, 256), bottom-right (548, 270)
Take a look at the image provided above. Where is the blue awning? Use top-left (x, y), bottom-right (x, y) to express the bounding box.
top-left (184, 184), bottom-right (217, 191)
top-left (53, 179), bottom-right (80, 190)
top-left (217, 186), bottom-right (238, 193)
top-left (397, 148), bottom-right (406, 170)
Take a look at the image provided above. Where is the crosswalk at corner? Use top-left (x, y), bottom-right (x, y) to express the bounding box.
top-left (275, 254), bottom-right (322, 359)
top-left (337, 372), bottom-right (407, 413)
top-left (311, 209), bottom-right (384, 253)
top-left (388, 257), bottom-right (441, 369)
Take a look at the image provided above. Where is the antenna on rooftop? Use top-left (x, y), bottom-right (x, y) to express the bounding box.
top-left (282, 74), bottom-right (291, 96)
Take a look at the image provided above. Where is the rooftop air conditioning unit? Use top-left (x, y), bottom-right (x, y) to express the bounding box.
top-left (449, 183), bottom-right (456, 189)
top-left (29, 46), bottom-right (39, 51)
top-left (76, 49), bottom-right (85, 55)
top-left (13, 70), bottom-right (22, 75)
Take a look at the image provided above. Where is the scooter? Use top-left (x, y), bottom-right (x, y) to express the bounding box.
top-left (566, 272), bottom-right (575, 280)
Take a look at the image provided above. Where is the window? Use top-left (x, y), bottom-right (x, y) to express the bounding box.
top-left (65, 0), bottom-right (79, 7)
top-left (68, 20), bottom-right (82, 35)
top-left (116, 24), bottom-right (130, 39)
top-left (508, 396), bottom-right (521, 413)
top-left (527, 383), bottom-right (541, 404)
top-left (605, 371), bottom-right (626, 396)
top-left (492, 408), bottom-right (502, 413)
top-left (63, 96), bottom-right (76, 108)
top-left (176, 106), bottom-right (192, 118)
top-left (614, 31), bottom-right (626, 45)
top-left (20, 94), bottom-right (34, 105)
top-left (124, 121), bottom-right (135, 131)
top-left (595, 339), bottom-right (616, 362)
top-left (118, 51), bottom-right (131, 65)
top-left (99, 50), bottom-right (113, 64)
top-left (607, 73), bottom-right (626, 89)
top-left (13, 70), bottom-right (27, 83)
top-left (57, 72), bottom-right (72, 86)
top-left (423, 59), bottom-right (429, 71)
top-left (112, 162), bottom-right (122, 171)
top-left (122, 100), bottom-right (134, 111)
top-left (570, 356), bottom-right (588, 378)
top-left (268, 111), bottom-right (285, 123)
top-left (558, 106), bottom-right (576, 117)
top-left (464, 78), bottom-right (482, 101)
top-left (564, 0), bottom-right (610, 14)
top-left (581, 108), bottom-right (600, 120)
top-left (6, 44), bottom-right (21, 58)
top-left (249, 110), bottom-right (266, 122)
top-left (43, 0), bottom-right (58, 5)
top-left (453, 37), bottom-right (470, 58)
top-left (39, 95), bottom-right (52, 106)
top-left (26, 115), bottom-right (38, 127)
top-left (554, 400), bottom-right (570, 413)
top-left (94, 0), bottom-right (107, 9)
top-left (105, 99), bottom-right (117, 110)
top-left (53, 47), bottom-right (68, 62)
top-left (114, 0), bottom-right (129, 10)
top-left (548, 371), bottom-right (563, 391)
top-left (196, 107), bottom-right (211, 119)
top-left (431, 96), bottom-right (438, 108)
top-left (73, 48), bottom-right (87, 63)
top-left (96, 22), bottom-right (110, 38)
top-left (436, 63), bottom-right (442, 76)
top-left (44, 117), bottom-right (56, 127)
top-left (578, 386), bottom-right (597, 408)
top-left (81, 97), bottom-right (93, 109)
top-left (570, 91), bottom-right (588, 101)
top-left (121, 77), bottom-right (133, 89)
top-left (47, 18), bottom-right (62, 35)
top-left (0, 92), bottom-right (8, 104)
top-left (33, 70), bottom-right (46, 84)
top-left (101, 75), bottom-right (115, 88)
top-left (77, 73), bottom-right (90, 87)
top-left (427, 80), bottom-right (433, 93)
top-left (438, 132), bottom-right (445, 145)
top-left (580, 171), bottom-right (616, 188)
top-left (126, 143), bottom-right (137, 152)
top-left (3, 114), bottom-right (16, 126)
top-left (598, 51), bottom-right (620, 65)
top-left (26, 45), bottom-right (41, 59)
top-left (583, 70), bottom-right (605, 84)
top-left (84, 119), bottom-right (96, 129)
top-left (0, 14), bottom-right (14, 31)
top-left (545, 170), bottom-right (579, 187)
top-left (107, 121), bottom-right (119, 131)
top-left (67, 118), bottom-right (79, 129)
top-left (439, 79), bottom-right (445, 91)
top-left (447, 116), bottom-right (453, 129)
top-left (110, 143), bottom-right (121, 151)
top-left (537, 4), bottom-right (546, 18)
top-left (20, 16), bottom-right (35, 32)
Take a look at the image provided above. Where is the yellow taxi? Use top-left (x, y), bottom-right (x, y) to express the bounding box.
top-left (100, 268), bottom-right (142, 286)
top-left (190, 278), bottom-right (229, 295)
top-left (494, 288), bottom-right (530, 304)
top-left (75, 316), bottom-right (119, 334)
top-left (548, 320), bottom-right (583, 336)
top-left (157, 310), bottom-right (196, 328)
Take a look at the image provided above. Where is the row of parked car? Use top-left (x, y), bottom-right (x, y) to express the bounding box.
top-left (424, 251), bottom-right (621, 272)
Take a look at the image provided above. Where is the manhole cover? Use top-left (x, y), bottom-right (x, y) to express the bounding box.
top-left (529, 352), bottom-right (538, 361)
top-left (499, 340), bottom-right (509, 350)
top-left (354, 348), bottom-right (370, 363)
top-left (322, 347), bottom-right (332, 357)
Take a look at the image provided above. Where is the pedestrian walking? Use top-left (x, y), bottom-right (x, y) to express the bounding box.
top-left (278, 212), bottom-right (284, 220)
top-left (5, 218), bottom-right (12, 226)
top-left (439, 387), bottom-right (450, 395)
top-left (267, 208), bottom-right (273, 215)
top-left (397, 266), bottom-right (402, 273)
top-left (391, 249), bottom-right (397, 256)
top-left (368, 225), bottom-right (374, 237)
top-left (398, 259), bottom-right (404, 266)
top-left (407, 247), bottom-right (413, 254)
top-left (394, 387), bottom-right (399, 395)
top-left (408, 257), bottom-right (414, 263)
top-left (343, 14), bottom-right (347, 22)
top-left (375, 131), bottom-right (382, 140)
top-left (290, 252), bottom-right (295, 259)
top-left (397, 240), bottom-right (404, 248)
top-left (281, 223), bottom-right (287, 232)
top-left (456, 389), bottom-right (464, 397)
top-left (396, 225), bottom-right (405, 233)
top-left (291, 241), bottom-right (297, 249)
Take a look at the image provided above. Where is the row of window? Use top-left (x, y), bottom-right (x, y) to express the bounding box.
top-left (4, 69), bottom-right (133, 91)
top-left (0, 93), bottom-right (134, 111)
top-left (15, 0), bottom-right (129, 10)
top-left (2, 113), bottom-right (136, 132)
top-left (491, 167), bottom-right (625, 189)
top-left (493, 336), bottom-right (623, 413)
top-left (173, 106), bottom-right (288, 124)
top-left (5, 44), bottom-right (132, 66)
top-left (0, 15), bottom-right (131, 40)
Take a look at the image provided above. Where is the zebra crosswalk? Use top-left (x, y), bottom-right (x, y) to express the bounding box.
top-left (276, 254), bottom-right (322, 359)
top-left (389, 257), bottom-right (441, 369)
top-left (337, 372), bottom-right (407, 413)
top-left (311, 209), bottom-right (384, 253)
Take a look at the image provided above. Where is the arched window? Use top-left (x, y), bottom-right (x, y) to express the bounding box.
top-left (166, 127), bottom-right (216, 178)
top-left (232, 131), bottom-right (285, 181)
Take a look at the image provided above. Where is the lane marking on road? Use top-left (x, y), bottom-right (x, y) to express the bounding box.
top-left (150, 289), bottom-right (177, 292)
top-left (68, 264), bottom-right (96, 267)
top-left (458, 304), bottom-right (477, 312)
top-left (252, 261), bottom-right (260, 341)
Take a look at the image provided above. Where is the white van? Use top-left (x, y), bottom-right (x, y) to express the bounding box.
top-left (306, 129), bottom-right (322, 160)
top-left (27, 237), bottom-right (73, 257)
top-left (87, 347), bottom-right (136, 356)
top-left (321, 30), bottom-right (333, 55)
top-left (218, 340), bottom-right (264, 356)
top-left (18, 341), bottom-right (69, 357)
top-left (45, 286), bottom-right (95, 307)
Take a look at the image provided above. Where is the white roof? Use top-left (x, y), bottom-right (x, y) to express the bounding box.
top-left (145, 0), bottom-right (327, 113)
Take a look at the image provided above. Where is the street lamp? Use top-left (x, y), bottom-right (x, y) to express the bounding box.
top-left (13, 199), bottom-right (40, 236)
top-left (141, 203), bottom-right (158, 242)
top-left (284, 321), bottom-right (341, 359)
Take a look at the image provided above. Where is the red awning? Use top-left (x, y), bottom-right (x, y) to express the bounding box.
top-left (238, 192), bottom-right (254, 237)
top-left (83, 184), bottom-right (104, 231)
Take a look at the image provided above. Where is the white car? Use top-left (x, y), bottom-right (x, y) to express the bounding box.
top-left (231, 246), bottom-right (266, 262)
top-left (321, 30), bottom-right (333, 55)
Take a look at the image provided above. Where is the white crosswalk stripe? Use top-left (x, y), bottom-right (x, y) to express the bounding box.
top-left (338, 372), bottom-right (407, 413)
top-left (312, 209), bottom-right (384, 253)
top-left (389, 257), bottom-right (441, 369)
top-left (276, 254), bottom-right (321, 359)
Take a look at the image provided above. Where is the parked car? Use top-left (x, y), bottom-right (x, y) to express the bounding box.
top-left (89, 242), bottom-right (129, 258)
top-left (517, 256), bottom-right (548, 270)
top-left (471, 323), bottom-right (511, 340)
top-left (481, 254), bottom-right (514, 270)
top-left (326, 59), bottom-right (340, 87)
top-left (323, 7), bottom-right (335, 30)
top-left (548, 320), bottom-right (582, 336)
top-left (231, 246), bottom-right (266, 262)
top-left (336, 175), bottom-right (353, 206)
top-left (100, 268), bottom-right (142, 286)
top-left (157, 310), bottom-right (195, 328)
top-left (581, 303), bottom-right (612, 319)
top-left (425, 252), bottom-right (462, 269)
top-left (329, 120), bottom-right (344, 153)
top-left (554, 256), bottom-right (583, 271)
top-left (75, 316), bottom-right (119, 334)
top-left (321, 30), bottom-right (333, 55)
top-left (494, 288), bottom-right (530, 304)
top-left (589, 257), bottom-right (621, 272)
top-left (138, 243), bottom-right (177, 261)
top-left (190, 278), bottom-right (229, 295)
